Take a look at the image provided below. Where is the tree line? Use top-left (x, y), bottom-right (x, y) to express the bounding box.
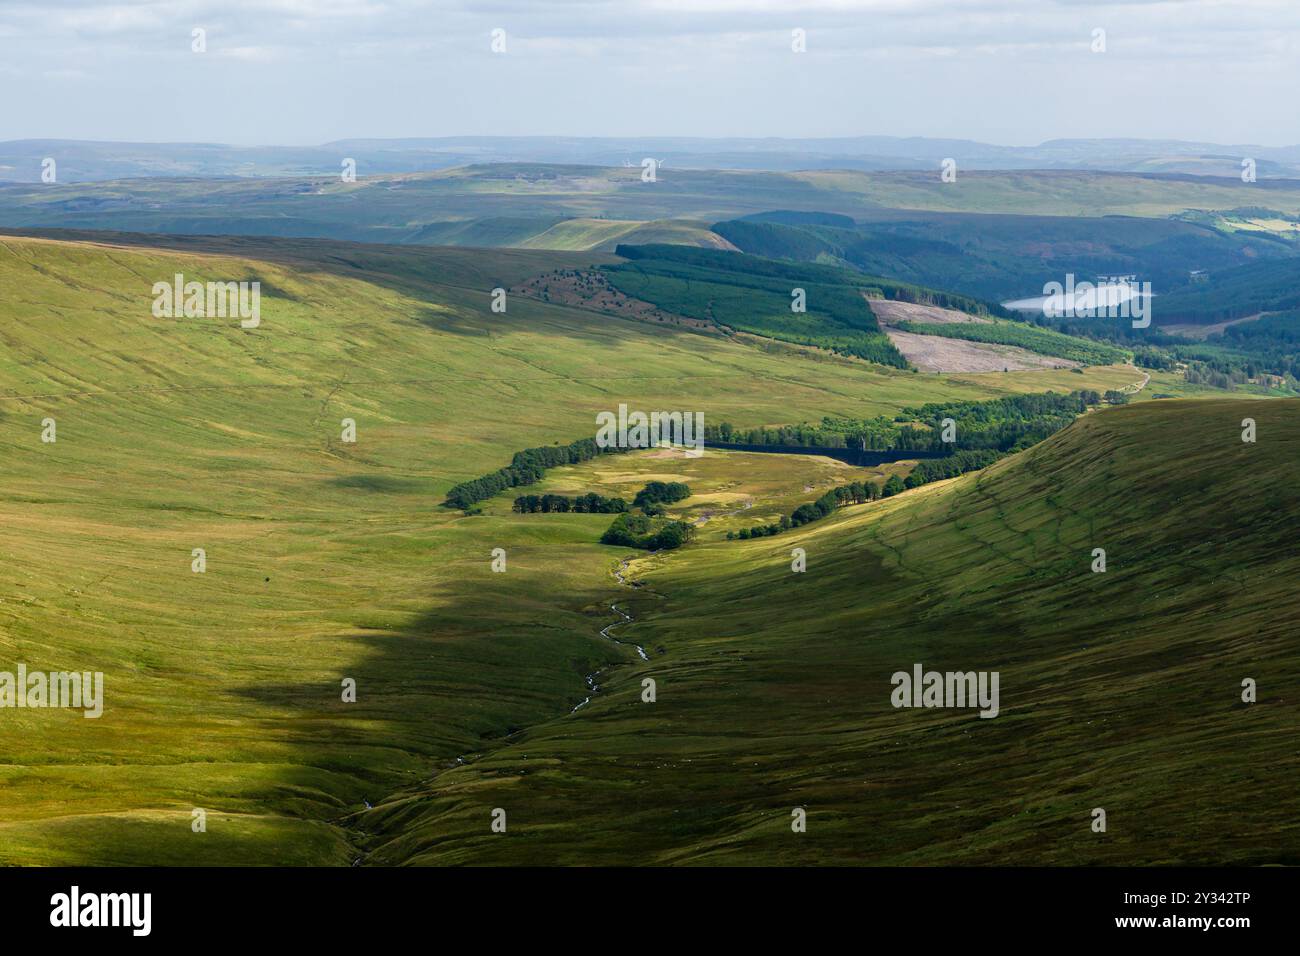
top-left (708, 389), bottom-right (1098, 458)
top-left (728, 452), bottom-right (1002, 541)
top-left (444, 437), bottom-right (630, 511)
top-left (513, 493), bottom-right (628, 514)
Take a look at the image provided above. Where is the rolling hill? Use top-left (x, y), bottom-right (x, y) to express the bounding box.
top-left (7, 137), bottom-right (1300, 183)
top-left (5, 165), bottom-right (1300, 263)
top-left (715, 210), bottom-right (1298, 302)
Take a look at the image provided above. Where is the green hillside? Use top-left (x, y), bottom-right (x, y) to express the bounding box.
top-left (358, 398), bottom-right (1300, 865)
top-left (715, 211), bottom-right (1296, 302)
top-left (603, 244), bottom-right (908, 367)
top-left (0, 232), bottom-right (1155, 864)
top-left (600, 244), bottom-right (1127, 370)
top-left (1155, 257), bottom-right (1300, 323)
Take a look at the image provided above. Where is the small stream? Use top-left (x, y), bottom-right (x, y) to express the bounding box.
top-left (571, 557), bottom-right (647, 713)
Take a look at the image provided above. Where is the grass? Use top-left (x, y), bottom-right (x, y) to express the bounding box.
top-left (358, 398), bottom-right (1300, 865)
top-left (0, 231), bottom-right (1162, 864)
top-left (495, 445), bottom-right (915, 543)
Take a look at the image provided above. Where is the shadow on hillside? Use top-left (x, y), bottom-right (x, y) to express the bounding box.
top-left (220, 552), bottom-right (642, 862)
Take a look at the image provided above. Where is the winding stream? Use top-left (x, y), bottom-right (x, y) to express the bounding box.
top-left (571, 557), bottom-right (647, 713)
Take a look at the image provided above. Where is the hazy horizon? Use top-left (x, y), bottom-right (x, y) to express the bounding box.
top-left (4, 133), bottom-right (1300, 150)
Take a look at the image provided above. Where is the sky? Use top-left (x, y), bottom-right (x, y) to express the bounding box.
top-left (2, 0), bottom-right (1298, 147)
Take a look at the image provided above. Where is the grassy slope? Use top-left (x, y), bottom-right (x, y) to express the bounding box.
top-left (360, 399), bottom-right (1300, 865)
top-left (0, 233), bottom-right (1148, 864)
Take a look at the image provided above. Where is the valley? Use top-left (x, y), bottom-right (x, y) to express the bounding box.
top-left (0, 230), bottom-right (1167, 864)
top-left (0, 164), bottom-right (1296, 869)
top-left (358, 398), bottom-right (1300, 866)
top-left (5, 0), bottom-right (1300, 931)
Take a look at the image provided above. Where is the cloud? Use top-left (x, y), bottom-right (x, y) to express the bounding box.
top-left (0, 0), bottom-right (1297, 144)
top-left (215, 44), bottom-right (283, 61)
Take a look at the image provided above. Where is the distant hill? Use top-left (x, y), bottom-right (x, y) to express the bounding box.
top-left (714, 210), bottom-right (1299, 302)
top-left (5, 165), bottom-right (1300, 277)
top-left (5, 136), bottom-right (1300, 182)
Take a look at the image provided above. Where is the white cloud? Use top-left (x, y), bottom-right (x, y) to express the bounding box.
top-left (216, 44), bottom-right (283, 61)
top-left (0, 0), bottom-right (1297, 143)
